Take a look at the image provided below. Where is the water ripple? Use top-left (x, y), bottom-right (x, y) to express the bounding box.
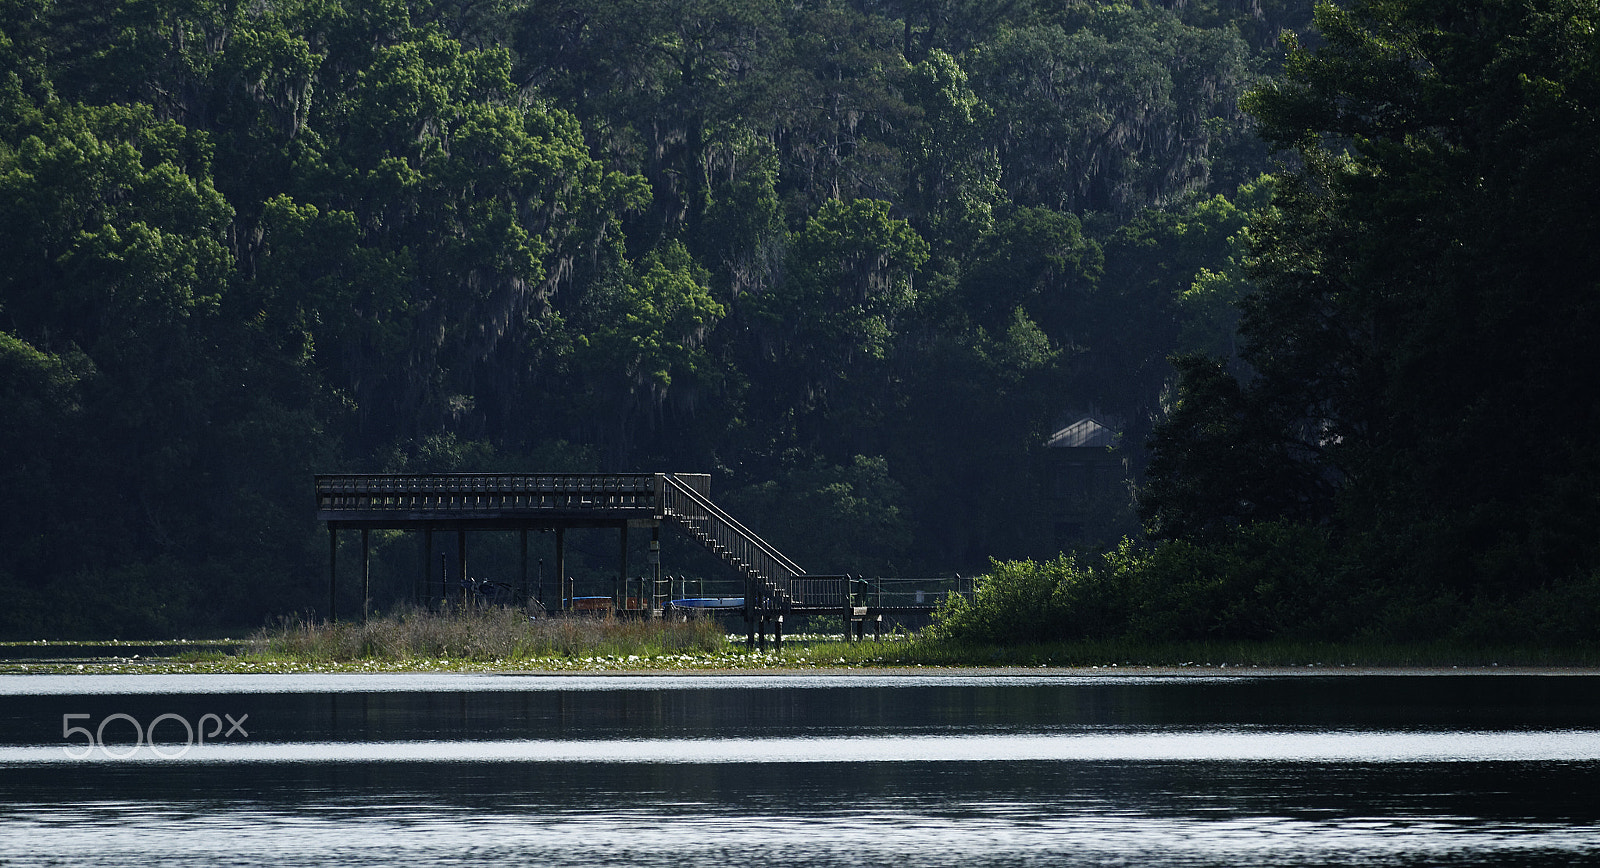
top-left (1, 802), bottom-right (1596, 867)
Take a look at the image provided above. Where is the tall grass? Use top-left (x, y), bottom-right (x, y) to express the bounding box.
top-left (244, 607), bottom-right (1600, 670)
top-left (250, 607), bottom-right (727, 663)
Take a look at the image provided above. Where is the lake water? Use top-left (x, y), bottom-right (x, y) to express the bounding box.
top-left (2, 671), bottom-right (1598, 866)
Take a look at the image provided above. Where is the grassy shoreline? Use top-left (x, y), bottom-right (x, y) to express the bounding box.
top-left (1, 607), bottom-right (1596, 675)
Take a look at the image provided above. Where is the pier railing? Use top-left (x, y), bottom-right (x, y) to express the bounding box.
top-left (848, 576), bottom-right (973, 608)
top-left (789, 575), bottom-right (852, 607)
top-left (315, 473), bottom-right (658, 518)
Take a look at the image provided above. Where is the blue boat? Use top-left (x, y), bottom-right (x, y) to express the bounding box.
top-left (669, 597), bottom-right (746, 609)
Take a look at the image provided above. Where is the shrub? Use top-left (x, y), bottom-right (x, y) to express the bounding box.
top-left (933, 522), bottom-right (1344, 645)
top-left (931, 554), bottom-right (1128, 644)
top-left (1118, 521), bottom-right (1343, 641)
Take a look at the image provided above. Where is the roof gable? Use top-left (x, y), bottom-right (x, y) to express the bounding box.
top-left (1046, 416), bottom-right (1117, 449)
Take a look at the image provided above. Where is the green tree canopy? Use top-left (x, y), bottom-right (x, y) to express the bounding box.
top-left (1147, 0), bottom-right (1600, 591)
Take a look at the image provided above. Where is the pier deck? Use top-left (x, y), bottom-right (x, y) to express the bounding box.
top-left (315, 472), bottom-right (944, 646)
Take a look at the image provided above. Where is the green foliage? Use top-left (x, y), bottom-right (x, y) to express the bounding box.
top-left (1086, 184), bottom-right (1268, 432)
top-left (936, 522), bottom-right (1347, 646)
top-left (1114, 522), bottom-right (1344, 640)
top-left (2, 0), bottom-right (1391, 641)
top-left (0, 331), bottom-right (92, 575)
top-left (1140, 355), bottom-right (1335, 539)
top-left (578, 241), bottom-right (725, 394)
top-left (569, 241), bottom-right (726, 461)
top-left (931, 553), bottom-right (1126, 645)
top-left (967, 5), bottom-right (1255, 215)
top-left (1174, 176), bottom-right (1273, 358)
top-left (727, 454), bottom-right (914, 576)
top-left (742, 198), bottom-right (929, 456)
top-left (774, 198), bottom-right (930, 364)
top-left (1147, 0), bottom-right (1600, 601)
top-left (958, 205), bottom-right (1101, 338)
top-left (0, 101), bottom-right (231, 342)
top-left (900, 49), bottom-right (1002, 252)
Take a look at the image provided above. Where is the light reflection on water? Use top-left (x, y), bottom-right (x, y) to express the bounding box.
top-left (4, 729), bottom-right (1600, 765)
top-left (2, 673), bottom-right (1598, 867)
top-left (0, 672), bottom-right (1245, 695)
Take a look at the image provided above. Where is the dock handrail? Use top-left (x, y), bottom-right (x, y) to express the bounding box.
top-left (315, 473), bottom-right (658, 515)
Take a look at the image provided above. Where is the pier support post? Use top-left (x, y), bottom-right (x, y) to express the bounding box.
top-left (650, 526), bottom-right (661, 614)
top-left (745, 576), bottom-right (756, 648)
top-left (617, 523), bottom-right (628, 611)
top-left (457, 530), bottom-right (468, 607)
top-left (422, 528), bottom-right (433, 608)
top-left (361, 529), bottom-right (370, 624)
top-left (328, 528), bottom-right (338, 622)
top-left (555, 528), bottom-right (566, 611)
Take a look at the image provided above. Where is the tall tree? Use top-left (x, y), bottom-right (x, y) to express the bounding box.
top-left (967, 5), bottom-right (1253, 216)
top-left (1147, 0), bottom-right (1600, 590)
top-left (743, 198), bottom-right (928, 459)
top-left (563, 240), bottom-right (726, 466)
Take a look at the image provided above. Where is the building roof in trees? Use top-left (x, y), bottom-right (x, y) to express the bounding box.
top-left (1046, 416), bottom-right (1117, 449)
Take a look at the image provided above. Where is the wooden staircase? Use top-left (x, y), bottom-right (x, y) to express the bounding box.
top-left (656, 473), bottom-right (809, 614)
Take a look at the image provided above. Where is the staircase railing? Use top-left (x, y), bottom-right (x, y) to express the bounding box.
top-left (656, 473), bottom-right (806, 608)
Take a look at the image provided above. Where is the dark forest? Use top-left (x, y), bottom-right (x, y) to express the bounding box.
top-left (3, 0), bottom-right (1595, 644)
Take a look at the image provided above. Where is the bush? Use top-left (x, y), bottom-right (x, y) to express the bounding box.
top-left (933, 522), bottom-right (1344, 645)
top-left (931, 554), bottom-right (1128, 644)
top-left (1451, 572), bottom-right (1600, 648)
top-left (934, 521), bottom-right (1594, 648)
top-left (1117, 521), bottom-right (1344, 640)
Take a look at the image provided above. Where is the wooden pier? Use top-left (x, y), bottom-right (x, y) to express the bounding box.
top-left (315, 472), bottom-right (934, 645)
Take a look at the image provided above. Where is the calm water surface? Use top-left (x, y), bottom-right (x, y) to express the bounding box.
top-left (1, 672), bottom-right (1598, 866)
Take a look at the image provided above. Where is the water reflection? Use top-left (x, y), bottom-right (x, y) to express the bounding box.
top-left (2, 673), bottom-right (1598, 867)
top-left (7, 673), bottom-right (1600, 746)
top-left (5, 728), bottom-right (1600, 765)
